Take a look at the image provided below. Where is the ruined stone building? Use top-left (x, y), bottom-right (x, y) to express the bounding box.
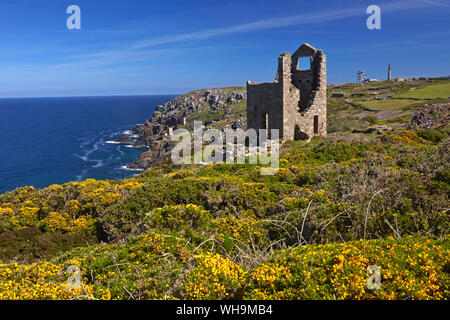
top-left (246, 43), bottom-right (327, 140)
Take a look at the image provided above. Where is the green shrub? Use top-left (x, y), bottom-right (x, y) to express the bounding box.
top-left (0, 227), bottom-right (97, 263)
top-left (142, 204), bottom-right (213, 244)
top-left (435, 168), bottom-right (450, 184)
top-left (417, 129), bottom-right (446, 143)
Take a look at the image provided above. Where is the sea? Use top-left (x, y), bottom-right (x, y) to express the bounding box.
top-left (0, 95), bottom-right (176, 194)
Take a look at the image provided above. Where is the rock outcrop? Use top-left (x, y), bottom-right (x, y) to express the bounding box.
top-left (114, 134), bottom-right (133, 144)
top-left (121, 88), bottom-right (247, 170)
top-left (409, 103), bottom-right (450, 130)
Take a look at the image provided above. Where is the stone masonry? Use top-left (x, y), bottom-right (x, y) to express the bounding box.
top-left (246, 43), bottom-right (327, 140)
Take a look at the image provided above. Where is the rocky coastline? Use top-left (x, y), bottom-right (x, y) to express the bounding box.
top-left (112, 87), bottom-right (247, 170)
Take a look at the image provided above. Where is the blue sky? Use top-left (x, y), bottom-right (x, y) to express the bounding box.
top-left (0, 0), bottom-right (449, 97)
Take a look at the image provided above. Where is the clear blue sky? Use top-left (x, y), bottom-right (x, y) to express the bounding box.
top-left (0, 0), bottom-right (449, 97)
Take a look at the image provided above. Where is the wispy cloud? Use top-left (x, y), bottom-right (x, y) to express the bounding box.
top-left (12, 0), bottom-right (444, 70)
top-left (130, 0), bottom-right (436, 49)
top-left (2, 0), bottom-right (447, 96)
top-left (53, 0), bottom-right (435, 71)
top-left (57, 46), bottom-right (216, 68)
top-left (418, 0), bottom-right (450, 8)
top-left (0, 46), bottom-right (216, 83)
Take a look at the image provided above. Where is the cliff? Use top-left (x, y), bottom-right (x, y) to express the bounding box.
top-left (124, 87), bottom-right (247, 169)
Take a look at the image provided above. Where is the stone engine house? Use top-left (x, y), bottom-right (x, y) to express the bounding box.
top-left (246, 43), bottom-right (327, 140)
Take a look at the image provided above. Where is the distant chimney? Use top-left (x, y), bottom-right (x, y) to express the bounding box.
top-left (388, 64), bottom-right (391, 81)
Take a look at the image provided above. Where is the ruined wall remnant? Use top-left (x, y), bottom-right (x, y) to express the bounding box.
top-left (246, 43), bottom-right (327, 140)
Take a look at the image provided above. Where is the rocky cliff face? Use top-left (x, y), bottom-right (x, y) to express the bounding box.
top-left (122, 87), bottom-right (247, 169)
top-left (409, 103), bottom-right (449, 130)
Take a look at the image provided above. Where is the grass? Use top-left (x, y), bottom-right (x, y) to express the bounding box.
top-left (395, 82), bottom-right (450, 99)
top-left (357, 99), bottom-right (429, 111)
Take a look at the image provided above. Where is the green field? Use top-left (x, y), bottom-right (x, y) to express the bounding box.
top-left (358, 99), bottom-right (428, 110)
top-left (395, 82), bottom-right (450, 99)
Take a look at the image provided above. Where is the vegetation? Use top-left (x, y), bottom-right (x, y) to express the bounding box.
top-left (327, 77), bottom-right (450, 133)
top-left (0, 78), bottom-right (449, 300)
top-left (1, 235), bottom-right (447, 300)
top-left (417, 129), bottom-right (446, 143)
top-left (395, 82), bottom-right (450, 99)
top-left (358, 99), bottom-right (429, 111)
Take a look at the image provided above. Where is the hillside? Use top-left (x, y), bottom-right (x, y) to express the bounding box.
top-left (120, 77), bottom-right (450, 169)
top-left (0, 77), bottom-right (449, 300)
top-left (125, 87), bottom-right (247, 169)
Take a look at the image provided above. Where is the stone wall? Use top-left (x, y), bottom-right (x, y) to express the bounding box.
top-left (246, 82), bottom-right (283, 139)
top-left (247, 43), bottom-right (327, 141)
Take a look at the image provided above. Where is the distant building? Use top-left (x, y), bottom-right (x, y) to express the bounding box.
top-left (357, 70), bottom-right (366, 83)
top-left (362, 78), bottom-right (379, 83)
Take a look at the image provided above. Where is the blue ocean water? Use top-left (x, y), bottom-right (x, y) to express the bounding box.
top-left (0, 95), bottom-right (175, 194)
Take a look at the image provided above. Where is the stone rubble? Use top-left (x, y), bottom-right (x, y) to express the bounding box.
top-left (409, 103), bottom-right (450, 130)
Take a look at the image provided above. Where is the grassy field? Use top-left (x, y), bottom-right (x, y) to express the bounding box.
top-left (327, 79), bottom-right (450, 132)
top-left (395, 82), bottom-right (450, 99)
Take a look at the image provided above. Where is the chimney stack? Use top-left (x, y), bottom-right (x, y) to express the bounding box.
top-left (388, 64), bottom-right (391, 81)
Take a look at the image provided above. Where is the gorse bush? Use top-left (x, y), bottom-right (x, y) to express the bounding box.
top-left (0, 124), bottom-right (448, 299)
top-left (184, 253), bottom-right (247, 299)
top-left (141, 204), bottom-right (213, 244)
top-left (0, 178), bottom-right (142, 261)
top-left (0, 234), bottom-right (447, 300)
top-left (1, 136), bottom-right (448, 256)
top-left (246, 236), bottom-right (449, 300)
top-left (0, 178), bottom-right (143, 234)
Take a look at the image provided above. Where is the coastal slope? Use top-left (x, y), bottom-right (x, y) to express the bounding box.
top-left (126, 87), bottom-right (247, 169)
top-left (0, 77), bottom-right (449, 300)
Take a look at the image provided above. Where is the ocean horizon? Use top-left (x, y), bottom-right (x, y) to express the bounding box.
top-left (0, 95), bottom-right (176, 194)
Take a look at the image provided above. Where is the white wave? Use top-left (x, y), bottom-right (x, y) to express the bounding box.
top-left (92, 160), bottom-right (104, 168)
top-left (79, 136), bottom-right (96, 148)
top-left (123, 130), bottom-right (132, 135)
top-left (74, 153), bottom-right (89, 162)
top-left (77, 141), bottom-right (101, 161)
top-left (106, 140), bottom-right (121, 144)
top-left (120, 165), bottom-right (144, 171)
